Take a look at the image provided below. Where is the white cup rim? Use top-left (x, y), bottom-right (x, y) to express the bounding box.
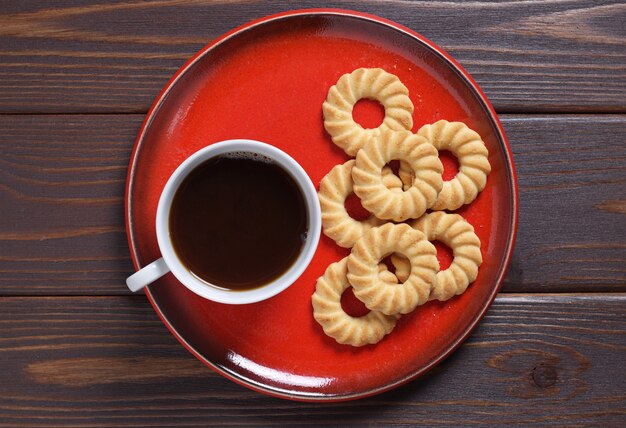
top-left (154, 139), bottom-right (321, 304)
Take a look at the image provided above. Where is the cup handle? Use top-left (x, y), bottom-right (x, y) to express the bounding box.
top-left (126, 258), bottom-right (170, 292)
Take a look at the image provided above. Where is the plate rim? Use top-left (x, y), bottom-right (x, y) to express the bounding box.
top-left (124, 8), bottom-right (519, 402)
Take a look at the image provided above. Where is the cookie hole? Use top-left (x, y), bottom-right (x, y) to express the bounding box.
top-left (344, 193), bottom-right (371, 221)
top-left (382, 160), bottom-right (410, 191)
top-left (390, 253), bottom-right (411, 283)
top-left (439, 150), bottom-right (460, 181)
top-left (386, 160), bottom-right (401, 176)
top-left (434, 240), bottom-right (453, 270)
top-left (352, 98), bottom-right (385, 129)
top-left (341, 287), bottom-right (370, 317)
top-left (380, 255), bottom-right (397, 274)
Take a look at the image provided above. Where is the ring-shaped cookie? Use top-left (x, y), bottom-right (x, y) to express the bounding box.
top-left (322, 68), bottom-right (414, 156)
top-left (318, 160), bottom-right (385, 248)
top-left (417, 120), bottom-right (491, 210)
top-left (391, 212), bottom-right (483, 301)
top-left (352, 130), bottom-right (443, 222)
top-left (312, 258), bottom-right (400, 347)
top-left (347, 223), bottom-right (438, 315)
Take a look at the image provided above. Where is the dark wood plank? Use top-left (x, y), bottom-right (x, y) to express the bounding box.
top-left (504, 115), bottom-right (626, 292)
top-left (0, 114), bottom-right (136, 295)
top-left (0, 0), bottom-right (624, 113)
top-left (1, 114), bottom-right (624, 295)
top-left (0, 294), bottom-right (624, 426)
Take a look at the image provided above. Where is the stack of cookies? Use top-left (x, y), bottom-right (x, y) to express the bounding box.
top-left (312, 68), bottom-right (491, 347)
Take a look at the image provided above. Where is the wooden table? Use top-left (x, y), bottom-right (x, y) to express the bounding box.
top-left (2, 1), bottom-right (625, 426)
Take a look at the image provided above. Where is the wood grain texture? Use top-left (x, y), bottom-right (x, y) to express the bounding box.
top-left (0, 0), bottom-right (624, 113)
top-left (0, 294), bottom-right (624, 426)
top-left (503, 115), bottom-right (626, 292)
top-left (1, 114), bottom-right (624, 295)
top-left (0, 115), bottom-right (136, 295)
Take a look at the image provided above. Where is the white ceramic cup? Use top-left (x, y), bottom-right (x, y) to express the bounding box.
top-left (126, 139), bottom-right (321, 304)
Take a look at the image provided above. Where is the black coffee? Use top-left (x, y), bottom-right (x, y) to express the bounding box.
top-left (169, 153), bottom-right (308, 291)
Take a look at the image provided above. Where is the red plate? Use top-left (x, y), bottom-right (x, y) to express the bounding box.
top-left (126, 9), bottom-right (518, 401)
